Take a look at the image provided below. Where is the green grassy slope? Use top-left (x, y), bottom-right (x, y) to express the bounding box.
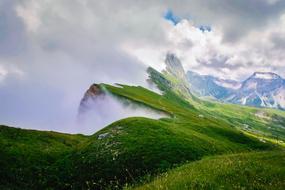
top-left (1, 69), bottom-right (285, 189)
top-left (148, 66), bottom-right (285, 141)
top-left (0, 125), bottom-right (88, 189)
top-left (106, 82), bottom-right (285, 142)
top-left (46, 83), bottom-right (278, 189)
top-left (130, 151), bottom-right (285, 190)
top-left (57, 115), bottom-right (276, 189)
top-left (195, 99), bottom-right (285, 141)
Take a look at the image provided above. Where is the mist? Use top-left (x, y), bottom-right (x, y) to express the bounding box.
top-left (77, 92), bottom-right (168, 135)
top-left (0, 0), bottom-right (155, 133)
top-left (2, 0), bottom-right (285, 134)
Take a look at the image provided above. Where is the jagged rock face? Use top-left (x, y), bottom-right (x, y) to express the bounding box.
top-left (162, 53), bottom-right (194, 98)
top-left (158, 53), bottom-right (285, 110)
top-left (187, 71), bottom-right (239, 99)
top-left (228, 72), bottom-right (285, 109)
top-left (240, 72), bottom-right (283, 93)
top-left (78, 84), bottom-right (105, 114)
top-left (165, 53), bottom-right (187, 80)
top-left (187, 69), bottom-right (285, 110)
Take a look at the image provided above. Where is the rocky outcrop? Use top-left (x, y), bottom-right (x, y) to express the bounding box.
top-left (228, 72), bottom-right (285, 109)
top-left (165, 53), bottom-right (187, 80)
top-left (78, 84), bottom-right (106, 114)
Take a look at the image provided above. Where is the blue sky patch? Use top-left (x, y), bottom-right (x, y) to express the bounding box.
top-left (164, 9), bottom-right (181, 25)
top-left (164, 9), bottom-right (211, 33)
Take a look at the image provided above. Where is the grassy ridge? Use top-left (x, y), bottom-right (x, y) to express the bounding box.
top-left (148, 64), bottom-right (285, 141)
top-left (105, 83), bottom-right (285, 141)
top-left (130, 151), bottom-right (285, 190)
top-left (0, 81), bottom-right (285, 189)
top-left (0, 125), bottom-right (88, 189)
top-left (57, 115), bottom-right (275, 189)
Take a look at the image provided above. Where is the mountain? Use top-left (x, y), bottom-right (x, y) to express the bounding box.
top-left (161, 53), bottom-right (196, 101)
top-left (1, 53), bottom-right (285, 189)
top-left (187, 70), bottom-right (240, 99)
top-left (228, 72), bottom-right (285, 109)
top-left (78, 83), bottom-right (106, 114)
top-left (164, 53), bottom-right (187, 81)
top-left (80, 67), bottom-right (285, 116)
top-left (186, 67), bottom-right (285, 110)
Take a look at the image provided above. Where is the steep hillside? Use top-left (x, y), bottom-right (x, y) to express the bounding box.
top-left (0, 125), bottom-right (88, 189)
top-left (1, 82), bottom-right (282, 189)
top-left (1, 59), bottom-right (285, 189)
top-left (130, 151), bottom-right (285, 190)
top-left (57, 82), bottom-right (277, 189)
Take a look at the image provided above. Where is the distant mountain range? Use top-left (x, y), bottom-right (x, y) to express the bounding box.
top-left (226, 72), bottom-right (285, 110)
top-left (166, 54), bottom-right (285, 110)
top-left (79, 53), bottom-right (285, 111)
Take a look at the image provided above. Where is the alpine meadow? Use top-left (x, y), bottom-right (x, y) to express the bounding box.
top-left (1, 1), bottom-right (285, 190)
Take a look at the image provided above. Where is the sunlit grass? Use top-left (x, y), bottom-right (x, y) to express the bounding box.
top-left (128, 151), bottom-right (285, 190)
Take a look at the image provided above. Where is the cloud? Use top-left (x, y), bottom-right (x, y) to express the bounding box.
top-left (125, 14), bottom-right (285, 81)
top-left (1, 0), bottom-right (285, 133)
top-left (0, 0), bottom-right (28, 57)
top-left (166, 0), bottom-right (285, 42)
top-left (0, 66), bottom-right (7, 82)
top-left (0, 0), bottom-right (157, 133)
top-left (78, 92), bottom-right (167, 134)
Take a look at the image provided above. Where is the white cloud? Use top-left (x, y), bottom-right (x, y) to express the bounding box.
top-left (78, 93), bottom-right (167, 134)
top-left (0, 0), bottom-right (164, 133)
top-left (16, 0), bottom-right (41, 32)
top-left (0, 63), bottom-right (24, 83)
top-left (0, 65), bottom-right (8, 82)
top-left (1, 0), bottom-right (285, 133)
top-left (124, 14), bottom-right (285, 81)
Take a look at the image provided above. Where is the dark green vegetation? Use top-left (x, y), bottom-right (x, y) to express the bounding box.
top-left (0, 126), bottom-right (88, 189)
top-left (1, 67), bottom-right (285, 189)
top-left (131, 151), bottom-right (285, 190)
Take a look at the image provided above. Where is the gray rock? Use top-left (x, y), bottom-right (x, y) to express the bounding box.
top-left (98, 132), bottom-right (109, 140)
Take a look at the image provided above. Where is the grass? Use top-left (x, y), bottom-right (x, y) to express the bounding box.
top-left (0, 125), bottom-right (88, 189)
top-left (129, 151), bottom-right (285, 190)
top-left (0, 68), bottom-right (285, 189)
top-left (56, 116), bottom-right (276, 189)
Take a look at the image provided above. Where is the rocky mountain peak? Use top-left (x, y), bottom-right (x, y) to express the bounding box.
top-left (165, 53), bottom-right (186, 79)
top-left (250, 72), bottom-right (281, 80)
top-left (78, 84), bottom-right (105, 114)
top-left (186, 69), bottom-right (285, 110)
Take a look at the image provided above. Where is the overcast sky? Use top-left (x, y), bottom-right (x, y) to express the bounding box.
top-left (1, 0), bottom-right (285, 133)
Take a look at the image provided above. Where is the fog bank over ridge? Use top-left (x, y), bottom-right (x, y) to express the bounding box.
top-left (77, 91), bottom-right (168, 135)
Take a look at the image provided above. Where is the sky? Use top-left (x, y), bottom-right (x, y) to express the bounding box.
top-left (1, 0), bottom-right (285, 133)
